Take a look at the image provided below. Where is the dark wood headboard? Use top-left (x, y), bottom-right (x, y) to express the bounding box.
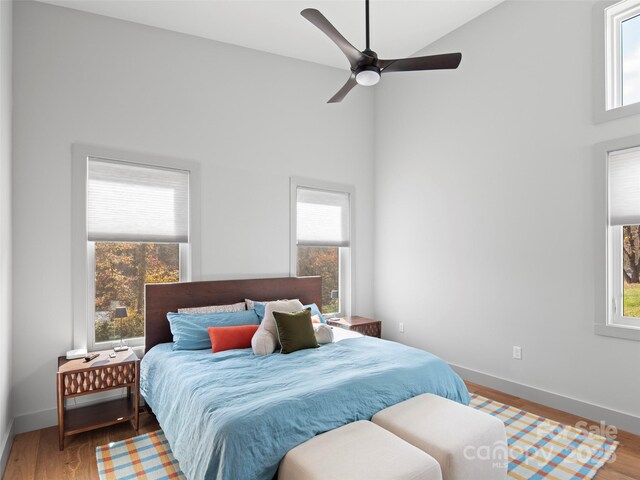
top-left (144, 276), bottom-right (322, 353)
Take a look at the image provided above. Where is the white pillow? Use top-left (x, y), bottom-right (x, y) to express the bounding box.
top-left (314, 324), bottom-right (334, 344)
top-left (177, 301), bottom-right (246, 314)
top-left (245, 299), bottom-right (264, 311)
top-left (251, 299), bottom-right (304, 355)
top-left (245, 298), bottom-right (290, 310)
top-left (251, 329), bottom-right (277, 355)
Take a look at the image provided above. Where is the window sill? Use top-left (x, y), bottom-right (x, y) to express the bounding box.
top-left (91, 338), bottom-right (144, 352)
top-left (595, 323), bottom-right (640, 341)
top-left (594, 102), bottom-right (640, 124)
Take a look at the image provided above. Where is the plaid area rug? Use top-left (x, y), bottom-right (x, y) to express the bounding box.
top-left (96, 430), bottom-right (185, 480)
top-left (470, 394), bottom-right (618, 479)
top-left (96, 396), bottom-right (618, 480)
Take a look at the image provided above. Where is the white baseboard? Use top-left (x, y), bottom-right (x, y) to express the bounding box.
top-left (0, 419), bottom-right (15, 478)
top-left (14, 407), bottom-right (57, 435)
top-left (452, 363), bottom-right (640, 435)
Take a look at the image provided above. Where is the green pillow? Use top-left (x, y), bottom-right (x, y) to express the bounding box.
top-left (273, 308), bottom-right (319, 354)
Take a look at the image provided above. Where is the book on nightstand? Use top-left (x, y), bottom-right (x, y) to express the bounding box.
top-left (65, 348), bottom-right (87, 360)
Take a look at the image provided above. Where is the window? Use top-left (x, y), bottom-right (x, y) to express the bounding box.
top-left (290, 179), bottom-right (353, 317)
top-left (87, 158), bottom-right (190, 349)
top-left (605, 0), bottom-right (640, 110)
top-left (72, 145), bottom-right (200, 352)
top-left (93, 242), bottom-right (180, 343)
top-left (607, 145), bottom-right (640, 331)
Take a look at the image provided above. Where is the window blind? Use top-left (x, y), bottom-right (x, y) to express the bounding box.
top-left (609, 146), bottom-right (640, 226)
top-left (87, 157), bottom-right (190, 243)
top-left (297, 187), bottom-right (350, 247)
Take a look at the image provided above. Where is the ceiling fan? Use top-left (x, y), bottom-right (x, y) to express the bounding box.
top-left (301, 0), bottom-right (462, 103)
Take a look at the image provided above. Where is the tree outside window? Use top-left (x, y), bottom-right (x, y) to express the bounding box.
top-left (94, 242), bottom-right (179, 343)
top-left (296, 246), bottom-right (339, 314)
top-left (623, 225), bottom-right (640, 317)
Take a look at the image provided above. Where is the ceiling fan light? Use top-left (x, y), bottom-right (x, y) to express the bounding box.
top-left (355, 68), bottom-right (380, 86)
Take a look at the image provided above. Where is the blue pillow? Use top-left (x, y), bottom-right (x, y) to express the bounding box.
top-left (253, 302), bottom-right (325, 323)
top-left (254, 302), bottom-right (266, 322)
top-left (168, 310), bottom-right (260, 350)
top-left (304, 303), bottom-right (326, 323)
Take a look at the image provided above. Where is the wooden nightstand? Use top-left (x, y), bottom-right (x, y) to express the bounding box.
top-left (57, 350), bottom-right (140, 450)
top-left (327, 316), bottom-right (381, 338)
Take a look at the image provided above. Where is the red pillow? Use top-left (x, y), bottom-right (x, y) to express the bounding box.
top-left (208, 325), bottom-right (259, 353)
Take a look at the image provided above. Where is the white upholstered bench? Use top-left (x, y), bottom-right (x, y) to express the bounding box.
top-left (372, 394), bottom-right (508, 480)
top-left (278, 420), bottom-right (443, 480)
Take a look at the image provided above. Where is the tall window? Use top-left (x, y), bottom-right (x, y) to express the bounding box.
top-left (87, 157), bottom-right (190, 349)
top-left (291, 179), bottom-right (352, 317)
top-left (607, 145), bottom-right (640, 329)
top-left (606, 0), bottom-right (640, 110)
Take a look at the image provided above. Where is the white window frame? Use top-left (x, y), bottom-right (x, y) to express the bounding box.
top-left (72, 144), bottom-right (201, 352)
top-left (594, 0), bottom-right (640, 122)
top-left (606, 0), bottom-right (640, 109)
top-left (595, 134), bottom-right (640, 341)
top-left (290, 177), bottom-right (354, 319)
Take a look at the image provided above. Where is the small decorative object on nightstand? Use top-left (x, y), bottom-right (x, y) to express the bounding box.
top-left (327, 316), bottom-right (381, 338)
top-left (57, 350), bottom-right (140, 450)
top-left (113, 306), bottom-right (129, 352)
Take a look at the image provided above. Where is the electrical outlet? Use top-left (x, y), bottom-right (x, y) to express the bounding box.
top-left (513, 346), bottom-right (522, 360)
top-left (399, 322), bottom-right (404, 333)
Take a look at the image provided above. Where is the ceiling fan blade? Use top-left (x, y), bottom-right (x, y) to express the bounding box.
top-left (301, 9), bottom-right (367, 68)
top-left (379, 53), bottom-right (462, 73)
top-left (328, 74), bottom-right (358, 103)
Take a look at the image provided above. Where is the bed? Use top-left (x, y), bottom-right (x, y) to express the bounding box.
top-left (140, 277), bottom-right (470, 480)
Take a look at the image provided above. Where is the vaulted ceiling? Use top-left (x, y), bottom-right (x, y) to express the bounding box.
top-left (38, 0), bottom-right (503, 70)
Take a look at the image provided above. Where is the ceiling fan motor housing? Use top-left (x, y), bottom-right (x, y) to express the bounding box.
top-left (355, 65), bottom-right (381, 86)
top-left (354, 49), bottom-right (380, 86)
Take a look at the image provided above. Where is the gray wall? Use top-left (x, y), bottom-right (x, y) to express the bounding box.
top-left (0, 0), bottom-right (13, 470)
top-left (11, 1), bottom-right (374, 429)
top-left (375, 0), bottom-right (640, 424)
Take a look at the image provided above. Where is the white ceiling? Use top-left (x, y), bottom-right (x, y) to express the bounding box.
top-left (37, 0), bottom-right (503, 70)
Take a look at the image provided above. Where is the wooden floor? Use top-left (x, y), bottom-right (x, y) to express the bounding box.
top-left (3, 411), bottom-right (160, 480)
top-left (3, 382), bottom-right (640, 479)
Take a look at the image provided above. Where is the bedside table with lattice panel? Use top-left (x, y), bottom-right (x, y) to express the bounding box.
top-left (57, 350), bottom-right (140, 450)
top-left (327, 316), bottom-right (382, 338)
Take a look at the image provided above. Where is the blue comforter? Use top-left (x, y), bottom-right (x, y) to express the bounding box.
top-left (141, 337), bottom-right (470, 480)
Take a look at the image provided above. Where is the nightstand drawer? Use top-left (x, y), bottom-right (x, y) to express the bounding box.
top-left (61, 363), bottom-right (137, 397)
